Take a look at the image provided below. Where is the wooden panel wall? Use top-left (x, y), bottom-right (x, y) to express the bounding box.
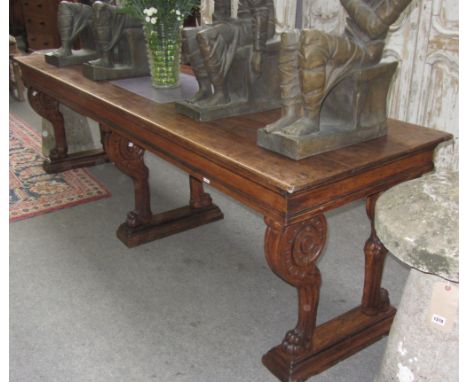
top-left (199, 0), bottom-right (458, 170)
top-left (200, 0), bottom-right (297, 32)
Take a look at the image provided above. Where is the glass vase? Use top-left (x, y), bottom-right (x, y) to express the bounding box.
top-left (144, 21), bottom-right (182, 88)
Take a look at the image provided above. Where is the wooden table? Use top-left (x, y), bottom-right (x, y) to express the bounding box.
top-left (15, 54), bottom-right (451, 382)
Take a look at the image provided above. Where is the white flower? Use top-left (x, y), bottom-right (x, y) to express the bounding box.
top-left (145, 16), bottom-right (150, 22)
top-left (175, 10), bottom-right (181, 15)
top-left (144, 7), bottom-right (157, 16)
top-left (151, 17), bottom-right (157, 24)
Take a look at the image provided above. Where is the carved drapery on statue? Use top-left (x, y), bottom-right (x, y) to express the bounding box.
top-left (175, 0), bottom-right (282, 121)
top-left (199, 0), bottom-right (297, 33)
top-left (257, 0), bottom-right (413, 160)
top-left (82, 1), bottom-right (149, 80)
top-left (45, 0), bottom-right (149, 80)
top-left (44, 1), bottom-right (99, 67)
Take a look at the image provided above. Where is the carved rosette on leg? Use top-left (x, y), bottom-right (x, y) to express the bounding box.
top-left (264, 206), bottom-right (396, 381)
top-left (101, 125), bottom-right (152, 228)
top-left (362, 193), bottom-right (390, 315)
top-left (27, 87), bottom-right (67, 160)
top-left (264, 215), bottom-right (327, 355)
top-left (99, 125), bottom-right (223, 248)
top-left (101, 125), bottom-right (223, 248)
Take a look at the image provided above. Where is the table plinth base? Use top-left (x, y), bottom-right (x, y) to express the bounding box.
top-left (117, 204), bottom-right (223, 248)
top-left (43, 149), bottom-right (108, 174)
top-left (262, 306), bottom-right (396, 382)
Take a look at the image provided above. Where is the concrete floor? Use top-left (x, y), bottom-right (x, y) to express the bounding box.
top-left (9, 96), bottom-right (411, 382)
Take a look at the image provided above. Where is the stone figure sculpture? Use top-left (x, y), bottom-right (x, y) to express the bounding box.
top-left (81, 0), bottom-right (149, 81)
top-left (257, 0), bottom-right (413, 160)
top-left (45, 1), bottom-right (99, 67)
top-left (175, 0), bottom-right (282, 121)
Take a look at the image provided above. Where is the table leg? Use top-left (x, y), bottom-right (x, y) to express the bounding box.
top-left (262, 212), bottom-right (396, 382)
top-left (189, 175), bottom-right (213, 209)
top-left (361, 193), bottom-right (391, 315)
top-left (101, 124), bottom-right (153, 227)
top-left (27, 87), bottom-right (108, 173)
top-left (101, 125), bottom-right (223, 248)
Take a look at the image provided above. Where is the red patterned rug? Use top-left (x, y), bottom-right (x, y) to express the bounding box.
top-left (9, 113), bottom-right (111, 222)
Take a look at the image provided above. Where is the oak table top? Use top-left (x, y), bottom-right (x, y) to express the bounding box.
top-left (17, 55), bottom-right (449, 222)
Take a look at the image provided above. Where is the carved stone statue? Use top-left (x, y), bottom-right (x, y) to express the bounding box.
top-left (257, 0), bottom-right (413, 160)
top-left (45, 1), bottom-right (99, 67)
top-left (82, 1), bottom-right (149, 81)
top-left (175, 0), bottom-right (282, 121)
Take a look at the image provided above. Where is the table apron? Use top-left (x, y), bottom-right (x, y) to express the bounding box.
top-left (21, 66), bottom-right (291, 219)
top-left (286, 149), bottom-right (435, 224)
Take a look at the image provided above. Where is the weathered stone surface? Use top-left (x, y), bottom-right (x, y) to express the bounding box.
top-left (42, 104), bottom-right (98, 156)
top-left (375, 171), bottom-right (458, 282)
top-left (375, 270), bottom-right (458, 382)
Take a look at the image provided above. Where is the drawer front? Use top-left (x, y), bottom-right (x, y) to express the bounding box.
top-left (21, 0), bottom-right (60, 50)
top-left (21, 0), bottom-right (58, 17)
top-left (27, 32), bottom-right (59, 50)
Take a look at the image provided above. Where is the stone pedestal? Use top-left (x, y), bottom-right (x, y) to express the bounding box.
top-left (42, 104), bottom-right (98, 156)
top-left (374, 171), bottom-right (458, 382)
top-left (376, 270), bottom-right (458, 382)
top-left (44, 48), bottom-right (99, 68)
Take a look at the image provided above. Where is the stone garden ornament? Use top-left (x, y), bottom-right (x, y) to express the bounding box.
top-left (257, 0), bottom-right (413, 160)
top-left (175, 0), bottom-right (283, 121)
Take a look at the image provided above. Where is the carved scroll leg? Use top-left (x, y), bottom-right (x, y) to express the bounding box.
top-left (27, 87), bottom-right (107, 173)
top-left (101, 124), bottom-right (223, 248)
top-left (28, 87), bottom-right (67, 160)
top-left (362, 193), bottom-right (391, 315)
top-left (101, 124), bottom-right (152, 227)
top-left (262, 215), bottom-right (326, 382)
top-left (262, 211), bottom-right (396, 382)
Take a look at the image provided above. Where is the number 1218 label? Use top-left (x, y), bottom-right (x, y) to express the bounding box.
top-left (426, 282), bottom-right (458, 333)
